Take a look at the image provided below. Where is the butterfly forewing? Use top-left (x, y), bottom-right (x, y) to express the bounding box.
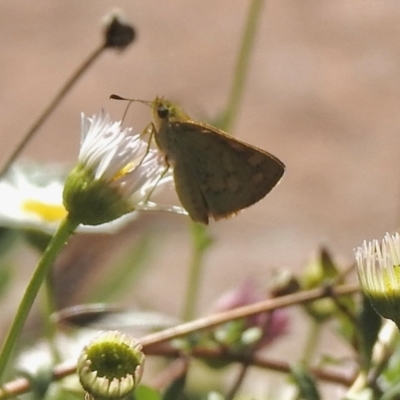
top-left (158, 121), bottom-right (284, 223)
top-left (172, 160), bottom-right (210, 224)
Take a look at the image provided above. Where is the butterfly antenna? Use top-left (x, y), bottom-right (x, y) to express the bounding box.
top-left (110, 94), bottom-right (152, 107)
top-left (110, 94), bottom-right (143, 121)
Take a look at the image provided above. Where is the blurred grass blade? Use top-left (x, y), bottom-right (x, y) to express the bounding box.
top-left (0, 228), bottom-right (18, 257)
top-left (88, 234), bottom-right (151, 303)
top-left (0, 262), bottom-right (13, 300)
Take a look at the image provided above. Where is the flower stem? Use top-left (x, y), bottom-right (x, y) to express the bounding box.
top-left (42, 273), bottom-right (61, 363)
top-left (181, 0), bottom-right (263, 321)
top-left (181, 223), bottom-right (213, 321)
top-left (0, 44), bottom-right (106, 179)
top-left (302, 319), bottom-right (321, 366)
top-left (0, 217), bottom-right (78, 382)
top-left (221, 0), bottom-right (264, 132)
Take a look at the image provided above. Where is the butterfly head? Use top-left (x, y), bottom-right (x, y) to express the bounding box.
top-left (152, 97), bottom-right (191, 129)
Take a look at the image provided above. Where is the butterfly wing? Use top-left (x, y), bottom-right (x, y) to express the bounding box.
top-left (160, 121), bottom-right (285, 224)
top-left (172, 160), bottom-right (210, 224)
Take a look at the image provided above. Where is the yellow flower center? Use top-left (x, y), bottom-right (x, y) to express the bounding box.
top-left (383, 265), bottom-right (400, 293)
top-left (22, 200), bottom-right (67, 222)
top-left (112, 163), bottom-right (136, 181)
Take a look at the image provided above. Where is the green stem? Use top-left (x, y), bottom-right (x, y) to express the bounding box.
top-left (181, 1), bottom-right (263, 322)
top-left (44, 272), bottom-right (57, 321)
top-left (181, 249), bottom-right (202, 322)
top-left (0, 44), bottom-right (106, 179)
top-left (42, 273), bottom-right (61, 363)
top-left (0, 217), bottom-right (78, 382)
top-left (302, 319), bottom-right (321, 366)
top-left (181, 223), bottom-right (213, 321)
top-left (221, 0), bottom-right (264, 132)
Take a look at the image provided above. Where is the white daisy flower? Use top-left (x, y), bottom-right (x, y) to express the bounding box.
top-left (0, 163), bottom-right (139, 235)
top-left (63, 111), bottom-right (185, 226)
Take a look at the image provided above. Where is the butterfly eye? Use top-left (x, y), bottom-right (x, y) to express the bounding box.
top-left (157, 105), bottom-right (169, 119)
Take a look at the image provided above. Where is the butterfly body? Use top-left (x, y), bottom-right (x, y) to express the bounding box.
top-left (149, 97), bottom-right (285, 225)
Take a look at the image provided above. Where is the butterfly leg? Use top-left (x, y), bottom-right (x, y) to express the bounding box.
top-left (140, 122), bottom-right (155, 140)
top-left (137, 121), bottom-right (170, 202)
top-left (142, 161), bottom-right (170, 204)
top-left (134, 122), bottom-right (157, 170)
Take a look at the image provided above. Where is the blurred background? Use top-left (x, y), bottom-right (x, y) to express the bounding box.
top-left (1, 1), bottom-right (400, 397)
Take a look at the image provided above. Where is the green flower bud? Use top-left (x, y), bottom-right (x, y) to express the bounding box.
top-left (77, 331), bottom-right (144, 399)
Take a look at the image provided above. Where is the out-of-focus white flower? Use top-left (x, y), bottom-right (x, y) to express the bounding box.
top-left (355, 232), bottom-right (400, 326)
top-left (16, 331), bottom-right (95, 378)
top-left (63, 111), bottom-right (185, 226)
top-left (0, 163), bottom-right (139, 235)
top-left (15, 330), bottom-right (102, 398)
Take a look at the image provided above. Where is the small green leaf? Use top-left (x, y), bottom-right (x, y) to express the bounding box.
top-left (134, 385), bottom-right (162, 400)
top-left (358, 294), bottom-right (382, 370)
top-left (163, 374), bottom-right (187, 400)
top-left (300, 247), bottom-right (343, 322)
top-left (301, 247), bottom-right (339, 290)
top-left (290, 365), bottom-right (321, 400)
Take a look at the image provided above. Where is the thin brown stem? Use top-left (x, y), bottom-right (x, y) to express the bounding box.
top-left (327, 283), bottom-right (358, 327)
top-left (226, 362), bottom-right (250, 400)
top-left (140, 283), bottom-right (359, 347)
top-left (0, 44), bottom-right (106, 179)
top-left (147, 345), bottom-right (354, 387)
